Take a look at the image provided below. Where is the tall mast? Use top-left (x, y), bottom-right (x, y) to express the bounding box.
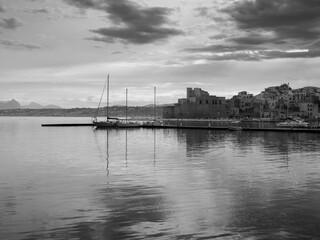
top-left (95, 75), bottom-right (108, 119)
top-left (154, 86), bottom-right (156, 121)
top-left (107, 74), bottom-right (109, 120)
top-left (126, 88), bottom-right (128, 123)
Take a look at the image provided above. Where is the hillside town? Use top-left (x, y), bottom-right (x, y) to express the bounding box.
top-left (163, 84), bottom-right (320, 120)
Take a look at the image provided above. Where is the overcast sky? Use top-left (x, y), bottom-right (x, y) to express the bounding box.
top-left (1, 0), bottom-right (320, 107)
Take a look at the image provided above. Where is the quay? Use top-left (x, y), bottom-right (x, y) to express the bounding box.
top-left (41, 119), bottom-right (320, 133)
top-left (41, 123), bottom-right (94, 127)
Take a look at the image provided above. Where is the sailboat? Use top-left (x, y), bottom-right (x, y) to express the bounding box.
top-left (93, 74), bottom-right (118, 128)
top-left (143, 86), bottom-right (163, 127)
top-left (117, 88), bottom-right (141, 128)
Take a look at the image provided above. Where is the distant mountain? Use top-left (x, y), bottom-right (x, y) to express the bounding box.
top-left (0, 99), bottom-right (21, 109)
top-left (23, 102), bottom-right (43, 109)
top-left (0, 99), bottom-right (62, 109)
top-left (43, 104), bottom-right (62, 109)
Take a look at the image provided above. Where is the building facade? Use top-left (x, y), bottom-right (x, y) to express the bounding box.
top-left (163, 88), bottom-right (227, 119)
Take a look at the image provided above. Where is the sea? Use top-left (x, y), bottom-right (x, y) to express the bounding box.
top-left (0, 117), bottom-right (320, 240)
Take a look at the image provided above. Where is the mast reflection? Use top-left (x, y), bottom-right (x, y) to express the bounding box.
top-left (153, 129), bottom-right (156, 166)
top-left (106, 129), bottom-right (110, 177)
top-left (125, 129), bottom-right (128, 167)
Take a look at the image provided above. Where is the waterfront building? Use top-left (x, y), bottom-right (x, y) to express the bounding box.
top-left (163, 84), bottom-right (320, 120)
top-left (163, 88), bottom-right (227, 119)
top-left (299, 103), bottom-right (319, 119)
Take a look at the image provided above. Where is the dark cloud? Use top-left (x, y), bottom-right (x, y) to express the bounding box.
top-left (31, 8), bottom-right (50, 14)
top-left (224, 0), bottom-right (320, 42)
top-left (64, 0), bottom-right (183, 44)
top-left (185, 44), bottom-right (264, 53)
top-left (0, 38), bottom-right (42, 50)
top-left (0, 17), bottom-right (22, 30)
top-left (63, 0), bottom-right (97, 9)
top-left (0, 3), bottom-right (5, 12)
top-left (229, 33), bottom-right (285, 45)
top-left (90, 26), bottom-right (182, 44)
top-left (186, 0), bottom-right (320, 61)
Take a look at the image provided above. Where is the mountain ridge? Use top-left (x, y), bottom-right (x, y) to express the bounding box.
top-left (0, 99), bottom-right (62, 109)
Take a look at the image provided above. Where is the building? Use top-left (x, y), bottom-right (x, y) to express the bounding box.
top-left (163, 88), bottom-right (227, 119)
top-left (299, 103), bottom-right (319, 119)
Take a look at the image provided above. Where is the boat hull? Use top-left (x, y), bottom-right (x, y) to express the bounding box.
top-left (276, 121), bottom-right (309, 128)
top-left (228, 126), bottom-right (243, 131)
top-left (116, 122), bottom-right (141, 128)
top-left (94, 121), bottom-right (117, 128)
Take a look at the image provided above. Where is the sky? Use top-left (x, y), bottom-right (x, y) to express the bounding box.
top-left (1, 0), bottom-right (320, 108)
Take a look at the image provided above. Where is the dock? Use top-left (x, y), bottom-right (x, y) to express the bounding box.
top-left (41, 121), bottom-right (320, 133)
top-left (41, 123), bottom-right (94, 127)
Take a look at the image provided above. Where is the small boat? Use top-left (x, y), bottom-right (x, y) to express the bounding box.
top-left (116, 89), bottom-right (141, 128)
top-left (228, 120), bottom-right (242, 131)
top-left (276, 118), bottom-right (309, 128)
top-left (142, 87), bottom-right (164, 127)
top-left (228, 126), bottom-right (243, 131)
top-left (142, 120), bottom-right (163, 127)
top-left (94, 117), bottom-right (118, 128)
top-left (117, 121), bottom-right (141, 128)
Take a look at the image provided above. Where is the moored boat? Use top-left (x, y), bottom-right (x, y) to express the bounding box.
top-left (228, 126), bottom-right (243, 131)
top-left (115, 89), bottom-right (141, 128)
top-left (276, 118), bottom-right (309, 128)
top-left (93, 74), bottom-right (118, 129)
top-left (116, 121), bottom-right (141, 128)
top-left (228, 120), bottom-right (242, 131)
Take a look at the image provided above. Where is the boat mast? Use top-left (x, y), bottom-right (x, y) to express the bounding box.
top-left (107, 74), bottom-right (109, 120)
top-left (95, 74), bottom-right (108, 120)
top-left (126, 88), bottom-right (128, 123)
top-left (154, 86), bottom-right (156, 121)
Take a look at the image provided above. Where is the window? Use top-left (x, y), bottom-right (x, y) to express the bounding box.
top-left (206, 100), bottom-right (209, 104)
top-left (199, 100), bottom-right (202, 104)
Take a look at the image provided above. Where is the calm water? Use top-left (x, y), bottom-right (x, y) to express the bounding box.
top-left (1, 117), bottom-right (320, 240)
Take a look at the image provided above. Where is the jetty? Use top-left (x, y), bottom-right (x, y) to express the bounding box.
top-left (41, 119), bottom-right (320, 133)
top-left (41, 123), bottom-right (94, 127)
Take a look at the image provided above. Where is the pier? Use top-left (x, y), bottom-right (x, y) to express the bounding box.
top-left (41, 119), bottom-right (320, 133)
top-left (41, 123), bottom-right (94, 127)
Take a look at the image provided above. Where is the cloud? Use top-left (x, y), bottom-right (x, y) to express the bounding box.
top-left (0, 3), bottom-right (5, 12)
top-left (185, 44), bottom-right (265, 53)
top-left (185, 1), bottom-right (320, 61)
top-left (0, 38), bottom-right (43, 50)
top-left (185, 49), bottom-right (320, 62)
top-left (223, 0), bottom-right (320, 43)
top-left (195, 7), bottom-right (211, 18)
top-left (0, 17), bottom-right (23, 30)
top-left (30, 8), bottom-right (50, 14)
top-left (64, 0), bottom-right (183, 44)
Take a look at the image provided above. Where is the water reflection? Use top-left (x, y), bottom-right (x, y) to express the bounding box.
top-left (22, 184), bottom-right (168, 240)
top-left (1, 118), bottom-right (320, 239)
top-left (125, 130), bottom-right (128, 167)
top-left (153, 129), bottom-right (156, 167)
top-left (227, 179), bottom-right (320, 239)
